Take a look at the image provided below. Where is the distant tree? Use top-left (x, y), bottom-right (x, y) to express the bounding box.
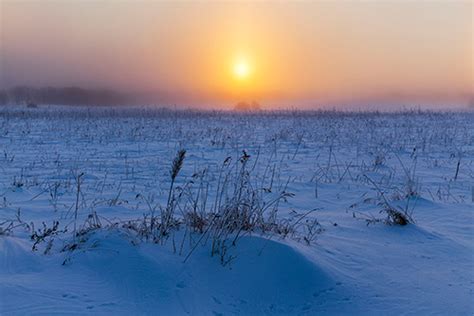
top-left (234, 100), bottom-right (261, 111)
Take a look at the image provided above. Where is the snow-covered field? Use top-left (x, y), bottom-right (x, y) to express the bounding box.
top-left (0, 106), bottom-right (473, 315)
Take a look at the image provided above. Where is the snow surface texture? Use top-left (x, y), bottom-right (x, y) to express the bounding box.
top-left (0, 106), bottom-right (473, 315)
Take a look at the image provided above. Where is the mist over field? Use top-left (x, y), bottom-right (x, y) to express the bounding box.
top-left (0, 86), bottom-right (472, 111)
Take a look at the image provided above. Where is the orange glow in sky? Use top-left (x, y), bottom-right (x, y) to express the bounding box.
top-left (0, 1), bottom-right (472, 108)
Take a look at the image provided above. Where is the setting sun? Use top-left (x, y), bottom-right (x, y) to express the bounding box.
top-left (233, 60), bottom-right (250, 79)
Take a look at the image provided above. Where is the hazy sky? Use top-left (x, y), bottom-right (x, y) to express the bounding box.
top-left (1, 0), bottom-right (472, 108)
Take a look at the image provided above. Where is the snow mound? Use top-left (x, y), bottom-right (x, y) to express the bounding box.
top-left (0, 231), bottom-right (338, 315)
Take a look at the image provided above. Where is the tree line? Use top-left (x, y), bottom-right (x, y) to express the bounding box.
top-left (0, 86), bottom-right (136, 106)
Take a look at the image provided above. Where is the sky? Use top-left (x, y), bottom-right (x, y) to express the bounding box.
top-left (0, 0), bottom-right (472, 109)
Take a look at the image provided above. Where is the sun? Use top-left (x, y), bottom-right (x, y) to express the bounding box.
top-left (233, 60), bottom-right (250, 79)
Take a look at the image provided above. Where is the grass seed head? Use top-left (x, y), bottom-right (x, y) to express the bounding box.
top-left (171, 149), bottom-right (186, 181)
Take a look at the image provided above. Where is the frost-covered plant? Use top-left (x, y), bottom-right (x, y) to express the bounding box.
top-left (0, 208), bottom-right (30, 236)
top-left (30, 221), bottom-right (65, 254)
top-left (178, 151), bottom-right (320, 266)
top-left (356, 175), bottom-right (415, 226)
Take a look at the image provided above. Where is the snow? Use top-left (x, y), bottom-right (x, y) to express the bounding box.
top-left (0, 106), bottom-right (473, 315)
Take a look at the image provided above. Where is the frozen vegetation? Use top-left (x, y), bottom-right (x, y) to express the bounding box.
top-left (0, 106), bottom-right (473, 315)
